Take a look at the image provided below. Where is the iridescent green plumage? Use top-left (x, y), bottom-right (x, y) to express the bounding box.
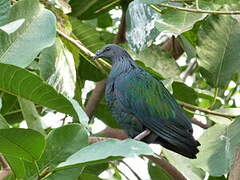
top-left (94, 44), bottom-right (200, 158)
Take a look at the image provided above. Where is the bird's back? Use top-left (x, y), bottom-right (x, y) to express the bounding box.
top-left (105, 67), bottom-right (200, 158)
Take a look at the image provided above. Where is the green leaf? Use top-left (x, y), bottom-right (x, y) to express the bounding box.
top-left (71, 18), bottom-right (108, 81)
top-left (197, 15), bottom-right (240, 88)
top-left (70, 0), bottom-right (119, 20)
top-left (192, 118), bottom-right (240, 176)
top-left (163, 150), bottom-right (205, 180)
top-left (0, 19), bottom-right (25, 34)
top-left (57, 139), bottom-right (154, 169)
top-left (39, 38), bottom-right (76, 97)
top-left (83, 163), bottom-right (109, 175)
top-left (155, 9), bottom-right (207, 37)
top-left (133, 45), bottom-right (181, 79)
top-left (71, 18), bottom-right (105, 52)
top-left (0, 128), bottom-right (45, 161)
top-left (198, 0), bottom-right (240, 10)
top-left (4, 155), bottom-right (26, 178)
top-left (148, 162), bottom-right (173, 180)
top-left (0, 63), bottom-right (89, 127)
top-left (0, 114), bottom-right (9, 129)
top-left (0, 0), bottom-right (56, 68)
top-left (97, 13), bottom-right (113, 28)
top-left (0, 0), bottom-right (10, 26)
top-left (38, 124), bottom-right (88, 169)
top-left (172, 81), bottom-right (197, 105)
top-left (46, 167), bottom-right (83, 180)
top-left (126, 0), bottom-right (160, 52)
top-left (79, 173), bottom-right (102, 180)
top-left (18, 97), bottom-right (45, 134)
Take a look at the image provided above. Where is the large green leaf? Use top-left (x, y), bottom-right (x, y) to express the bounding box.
top-left (57, 139), bottom-right (154, 169)
top-left (38, 124), bottom-right (88, 169)
top-left (133, 45), bottom-right (181, 79)
top-left (71, 18), bottom-right (108, 81)
top-left (71, 18), bottom-right (105, 52)
top-left (0, 128), bottom-right (45, 161)
top-left (70, 0), bottom-right (119, 20)
top-left (0, 0), bottom-right (10, 26)
top-left (126, 0), bottom-right (160, 52)
top-left (163, 150), bottom-right (205, 180)
top-left (0, 0), bottom-right (56, 68)
top-left (39, 38), bottom-right (76, 97)
top-left (0, 63), bottom-right (88, 127)
top-left (192, 118), bottom-right (240, 176)
top-left (155, 9), bottom-right (206, 37)
top-left (197, 15), bottom-right (240, 88)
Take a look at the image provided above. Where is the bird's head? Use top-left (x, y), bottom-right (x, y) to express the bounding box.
top-left (93, 44), bottom-right (130, 62)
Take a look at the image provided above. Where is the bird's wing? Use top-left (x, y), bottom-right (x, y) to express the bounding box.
top-left (115, 69), bottom-right (193, 141)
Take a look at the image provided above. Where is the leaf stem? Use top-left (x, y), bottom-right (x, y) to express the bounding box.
top-left (34, 160), bottom-right (40, 178)
top-left (150, 4), bottom-right (240, 15)
top-left (211, 87), bottom-right (219, 108)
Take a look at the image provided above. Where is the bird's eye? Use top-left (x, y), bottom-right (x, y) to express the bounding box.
top-left (105, 47), bottom-right (111, 51)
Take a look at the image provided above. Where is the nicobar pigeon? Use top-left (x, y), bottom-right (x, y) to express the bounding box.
top-left (94, 44), bottom-right (200, 159)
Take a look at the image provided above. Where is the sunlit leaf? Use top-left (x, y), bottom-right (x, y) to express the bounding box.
top-left (197, 15), bottom-right (240, 88)
top-left (192, 118), bottom-right (240, 176)
top-left (0, 0), bottom-right (56, 67)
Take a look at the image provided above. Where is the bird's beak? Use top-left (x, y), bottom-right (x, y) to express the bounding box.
top-left (93, 50), bottom-right (102, 60)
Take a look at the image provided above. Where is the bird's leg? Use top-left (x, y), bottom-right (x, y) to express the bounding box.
top-left (134, 129), bottom-right (151, 141)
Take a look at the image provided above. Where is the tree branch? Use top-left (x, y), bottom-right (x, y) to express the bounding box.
top-left (229, 148), bottom-right (240, 180)
top-left (85, 80), bottom-right (107, 118)
top-left (150, 4), bottom-right (240, 15)
top-left (0, 154), bottom-right (11, 180)
top-left (191, 118), bottom-right (209, 129)
top-left (57, 29), bottom-right (111, 70)
top-left (144, 155), bottom-right (186, 180)
top-left (178, 101), bottom-right (237, 118)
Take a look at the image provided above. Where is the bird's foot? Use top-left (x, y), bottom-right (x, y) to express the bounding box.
top-left (134, 129), bottom-right (151, 141)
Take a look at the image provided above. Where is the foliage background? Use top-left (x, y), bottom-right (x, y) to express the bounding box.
top-left (0, 0), bottom-right (240, 179)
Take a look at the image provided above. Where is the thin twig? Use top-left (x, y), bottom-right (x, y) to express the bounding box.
top-left (178, 101), bottom-right (238, 118)
top-left (0, 154), bottom-right (11, 180)
top-left (120, 160), bottom-right (142, 180)
top-left (150, 4), bottom-right (240, 15)
top-left (229, 148), bottom-right (240, 180)
top-left (191, 118), bottom-right (209, 129)
top-left (182, 60), bottom-right (198, 81)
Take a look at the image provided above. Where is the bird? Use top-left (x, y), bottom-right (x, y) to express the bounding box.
top-left (93, 44), bottom-right (200, 159)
